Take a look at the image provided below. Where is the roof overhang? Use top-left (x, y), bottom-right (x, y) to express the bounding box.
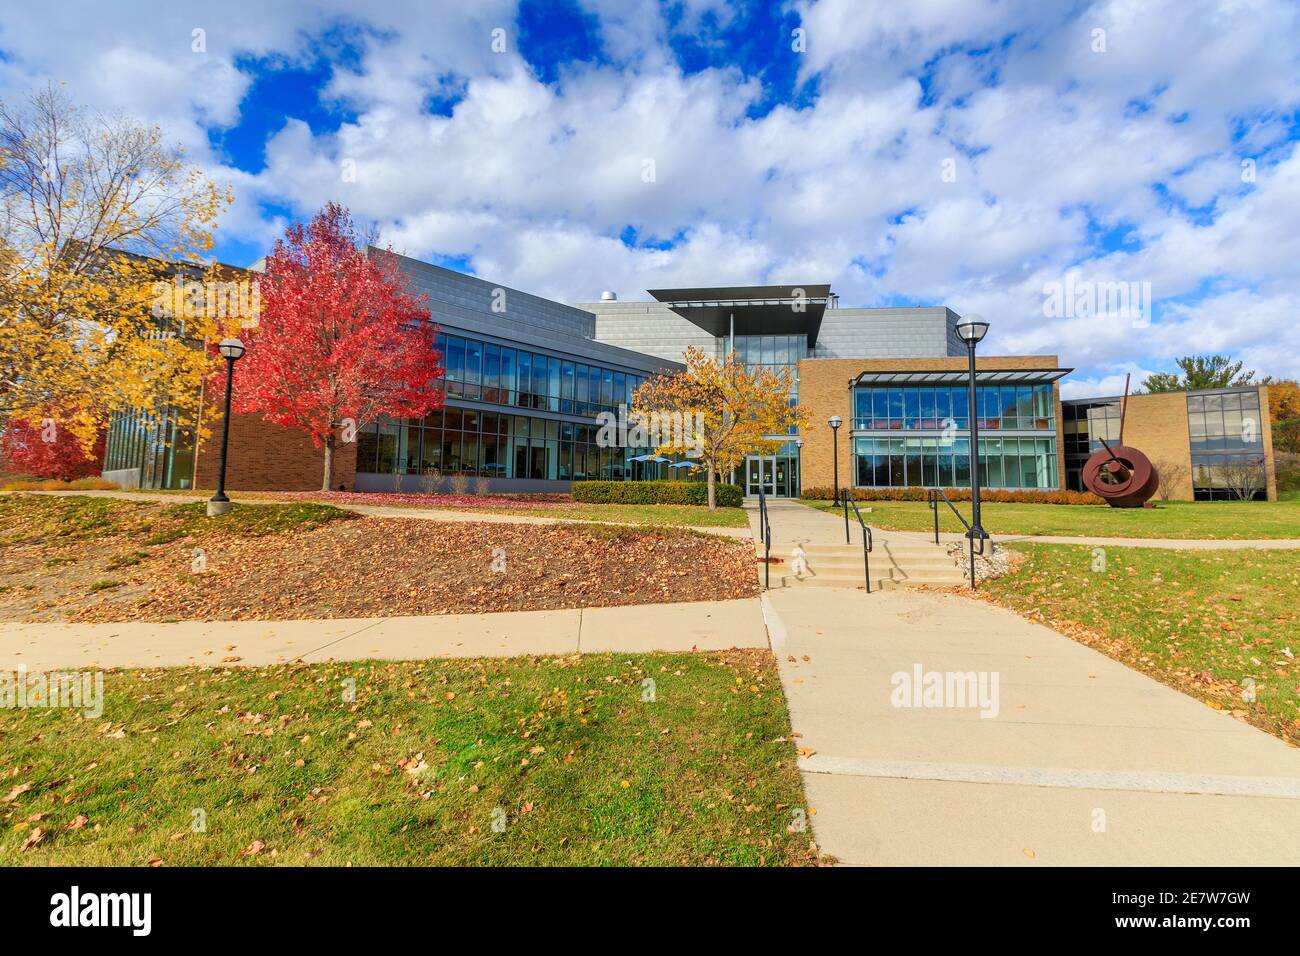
top-left (849, 368), bottom-right (1072, 388)
top-left (647, 284), bottom-right (834, 346)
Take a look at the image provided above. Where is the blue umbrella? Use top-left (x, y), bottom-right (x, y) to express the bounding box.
top-left (667, 460), bottom-right (701, 469)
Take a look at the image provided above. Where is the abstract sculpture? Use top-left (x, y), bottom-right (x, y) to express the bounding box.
top-left (1081, 374), bottom-right (1160, 508)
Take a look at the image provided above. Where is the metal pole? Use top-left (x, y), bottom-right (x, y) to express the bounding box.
top-left (832, 428), bottom-right (840, 506)
top-left (212, 357), bottom-right (235, 505)
top-left (965, 339), bottom-right (987, 587)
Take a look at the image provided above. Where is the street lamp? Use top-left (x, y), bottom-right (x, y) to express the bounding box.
top-left (828, 415), bottom-right (843, 505)
top-left (954, 316), bottom-right (990, 584)
top-left (207, 337), bottom-right (246, 517)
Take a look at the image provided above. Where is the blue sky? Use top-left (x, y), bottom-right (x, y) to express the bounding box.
top-left (1, 0), bottom-right (1298, 393)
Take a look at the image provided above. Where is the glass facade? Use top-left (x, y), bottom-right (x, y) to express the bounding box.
top-left (851, 383), bottom-right (1058, 490)
top-left (103, 405), bottom-right (198, 490)
top-left (853, 436), bottom-right (1057, 489)
top-left (720, 334), bottom-right (806, 496)
top-left (1188, 389), bottom-right (1266, 500)
top-left (354, 409), bottom-right (667, 482)
top-left (359, 331), bottom-right (670, 484)
top-left (436, 332), bottom-right (647, 417)
top-left (1062, 399), bottom-right (1121, 492)
top-left (852, 383), bottom-right (1055, 431)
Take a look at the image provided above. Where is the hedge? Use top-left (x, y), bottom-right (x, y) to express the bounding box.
top-left (572, 480), bottom-right (744, 507)
top-left (801, 485), bottom-right (1105, 506)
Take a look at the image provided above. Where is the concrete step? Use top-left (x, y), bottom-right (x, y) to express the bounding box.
top-left (772, 573), bottom-right (967, 590)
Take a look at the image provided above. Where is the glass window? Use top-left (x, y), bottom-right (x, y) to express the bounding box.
top-left (483, 344), bottom-right (501, 403)
top-left (446, 337), bottom-right (465, 381)
top-left (561, 361), bottom-right (575, 413)
top-left (464, 340), bottom-right (482, 386)
top-left (516, 352), bottom-right (531, 406)
top-left (549, 360), bottom-right (561, 412)
top-left (500, 348), bottom-right (516, 403)
top-left (576, 365), bottom-right (589, 415)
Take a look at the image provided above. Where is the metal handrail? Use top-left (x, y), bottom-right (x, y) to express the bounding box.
top-left (840, 488), bottom-right (874, 593)
top-left (757, 485), bottom-right (771, 590)
top-left (927, 488), bottom-right (988, 589)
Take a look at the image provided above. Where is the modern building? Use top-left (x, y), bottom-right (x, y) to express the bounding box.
top-left (101, 251), bottom-right (1279, 501)
top-left (1063, 386), bottom-right (1277, 501)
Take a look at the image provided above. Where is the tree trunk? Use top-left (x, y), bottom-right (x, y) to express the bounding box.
top-left (321, 435), bottom-right (334, 492)
top-left (706, 465), bottom-right (716, 510)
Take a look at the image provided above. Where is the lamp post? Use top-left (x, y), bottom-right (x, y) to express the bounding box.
top-left (954, 316), bottom-right (990, 585)
top-left (207, 338), bottom-right (246, 517)
top-left (828, 415), bottom-right (843, 505)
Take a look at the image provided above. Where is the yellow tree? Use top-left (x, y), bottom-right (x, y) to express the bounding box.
top-left (0, 83), bottom-right (232, 449)
top-left (632, 345), bottom-right (801, 509)
top-left (1266, 380), bottom-right (1300, 454)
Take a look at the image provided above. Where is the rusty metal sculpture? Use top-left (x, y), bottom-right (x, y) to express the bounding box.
top-left (1081, 374), bottom-right (1160, 508)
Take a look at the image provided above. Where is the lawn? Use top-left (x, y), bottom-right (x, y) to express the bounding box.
top-left (0, 650), bottom-right (820, 866)
top-left (984, 543), bottom-right (1300, 745)
top-left (125, 489), bottom-right (753, 529)
top-left (0, 495), bottom-right (758, 622)
top-left (800, 497), bottom-right (1300, 539)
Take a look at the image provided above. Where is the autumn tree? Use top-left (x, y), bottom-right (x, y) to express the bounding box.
top-left (632, 346), bottom-right (801, 509)
top-left (1142, 355), bottom-right (1267, 393)
top-left (0, 414), bottom-right (104, 480)
top-left (0, 83), bottom-right (232, 449)
top-left (216, 203), bottom-right (444, 491)
top-left (1265, 379), bottom-right (1300, 454)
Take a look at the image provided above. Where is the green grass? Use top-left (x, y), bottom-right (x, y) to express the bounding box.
top-left (0, 495), bottom-right (355, 548)
top-left (0, 651), bottom-right (817, 866)
top-left (800, 497), bottom-right (1300, 539)
top-left (985, 544), bottom-right (1300, 744)
top-left (453, 502), bottom-right (750, 529)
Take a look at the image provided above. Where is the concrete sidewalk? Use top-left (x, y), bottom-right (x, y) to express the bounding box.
top-left (764, 586), bottom-right (1300, 865)
top-left (0, 598), bottom-right (766, 670)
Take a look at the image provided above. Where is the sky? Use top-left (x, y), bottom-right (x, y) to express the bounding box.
top-left (1, 0), bottom-right (1298, 396)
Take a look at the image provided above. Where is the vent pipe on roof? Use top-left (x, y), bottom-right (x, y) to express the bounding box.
top-left (601, 290), bottom-right (617, 301)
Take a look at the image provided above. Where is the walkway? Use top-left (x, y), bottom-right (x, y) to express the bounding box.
top-left (745, 498), bottom-right (1300, 865)
top-left (763, 585), bottom-right (1300, 865)
top-left (0, 598), bottom-right (765, 671)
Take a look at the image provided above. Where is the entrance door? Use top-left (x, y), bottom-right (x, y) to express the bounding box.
top-left (746, 456), bottom-right (776, 497)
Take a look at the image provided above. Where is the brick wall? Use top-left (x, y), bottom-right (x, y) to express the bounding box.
top-left (193, 403), bottom-right (357, 492)
top-left (797, 355), bottom-right (1062, 491)
top-left (1119, 392), bottom-right (1194, 500)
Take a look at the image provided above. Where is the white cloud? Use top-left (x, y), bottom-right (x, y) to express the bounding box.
top-left (2, 0), bottom-right (1298, 387)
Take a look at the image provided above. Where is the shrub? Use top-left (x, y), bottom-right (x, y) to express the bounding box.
top-left (572, 480), bottom-right (744, 507)
top-left (802, 485), bottom-right (1105, 506)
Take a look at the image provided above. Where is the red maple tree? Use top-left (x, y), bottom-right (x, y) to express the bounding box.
top-left (214, 203), bottom-right (444, 491)
top-left (0, 416), bottom-right (104, 481)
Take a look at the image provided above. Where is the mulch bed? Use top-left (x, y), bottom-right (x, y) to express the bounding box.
top-left (67, 518), bottom-right (759, 622)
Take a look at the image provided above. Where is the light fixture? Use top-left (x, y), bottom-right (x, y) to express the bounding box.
top-left (955, 315), bottom-right (989, 345)
top-left (218, 337), bottom-right (247, 361)
top-left (828, 415), bottom-right (842, 430)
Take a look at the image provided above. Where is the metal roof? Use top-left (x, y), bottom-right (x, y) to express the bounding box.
top-left (645, 284), bottom-right (835, 345)
top-left (850, 368), bottom-right (1072, 387)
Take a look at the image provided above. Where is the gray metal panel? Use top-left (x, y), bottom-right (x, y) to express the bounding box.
top-left (580, 300), bottom-right (718, 365)
top-left (813, 307), bottom-right (959, 359)
top-left (381, 250), bottom-right (679, 375)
